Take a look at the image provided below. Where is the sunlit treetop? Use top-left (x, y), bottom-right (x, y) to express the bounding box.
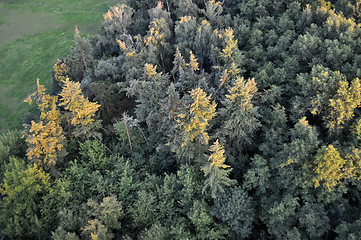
top-left (189, 51), bottom-right (200, 72)
top-left (225, 77), bottom-right (257, 111)
top-left (180, 15), bottom-right (192, 24)
top-left (53, 60), bottom-right (69, 83)
top-left (25, 79), bottom-right (61, 124)
top-left (313, 144), bottom-right (346, 191)
top-left (145, 63), bottom-right (162, 78)
top-left (104, 4), bottom-right (130, 22)
top-left (59, 78), bottom-right (100, 126)
top-left (177, 87), bottom-right (217, 146)
top-left (220, 28), bottom-right (238, 61)
top-left (24, 80), bottom-right (64, 168)
top-left (207, 139), bottom-right (230, 169)
top-left (156, 1), bottom-right (163, 9)
top-left (144, 18), bottom-right (167, 47)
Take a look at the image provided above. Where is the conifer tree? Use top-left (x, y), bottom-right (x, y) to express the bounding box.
top-left (98, 3), bottom-right (134, 56)
top-left (218, 77), bottom-right (260, 153)
top-left (53, 59), bottom-right (69, 84)
top-left (172, 49), bottom-right (203, 93)
top-left (68, 27), bottom-right (94, 82)
top-left (174, 0), bottom-right (199, 18)
top-left (143, 2), bottom-right (173, 67)
top-left (212, 186), bottom-right (255, 238)
top-left (159, 83), bottom-right (181, 137)
top-left (177, 87), bottom-right (217, 147)
top-left (59, 78), bottom-right (100, 127)
top-left (203, 0), bottom-right (225, 27)
top-left (328, 77), bottom-right (361, 130)
top-left (0, 158), bottom-right (50, 239)
top-left (213, 27), bottom-right (244, 89)
top-left (293, 65), bottom-right (361, 132)
top-left (126, 63), bottom-right (169, 131)
top-left (202, 139), bottom-right (235, 198)
top-left (24, 80), bottom-right (64, 169)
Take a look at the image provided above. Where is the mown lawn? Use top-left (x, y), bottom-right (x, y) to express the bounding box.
top-left (0, 0), bottom-right (120, 132)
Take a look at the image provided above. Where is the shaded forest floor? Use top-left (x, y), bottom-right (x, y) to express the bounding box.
top-left (0, 0), bottom-right (120, 132)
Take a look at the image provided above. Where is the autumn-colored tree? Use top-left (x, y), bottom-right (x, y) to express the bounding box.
top-left (100, 3), bottom-right (134, 56)
top-left (171, 48), bottom-right (203, 93)
top-left (24, 79), bottom-right (64, 169)
top-left (143, 2), bottom-right (173, 66)
top-left (59, 78), bottom-right (100, 126)
top-left (83, 219), bottom-right (113, 240)
top-left (312, 144), bottom-right (346, 190)
top-left (53, 59), bottom-right (69, 83)
top-left (177, 87), bottom-right (217, 147)
top-left (217, 76), bottom-right (260, 153)
top-left (213, 27), bottom-right (244, 89)
top-left (294, 66), bottom-right (361, 132)
top-left (312, 144), bottom-right (361, 191)
top-left (328, 77), bottom-right (361, 130)
top-left (24, 71), bottom-right (100, 168)
top-left (202, 139), bottom-right (235, 198)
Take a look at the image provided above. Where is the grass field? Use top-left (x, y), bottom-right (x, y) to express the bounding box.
top-left (0, 0), bottom-right (120, 132)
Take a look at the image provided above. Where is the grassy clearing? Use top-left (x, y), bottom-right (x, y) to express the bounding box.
top-left (0, 0), bottom-right (120, 132)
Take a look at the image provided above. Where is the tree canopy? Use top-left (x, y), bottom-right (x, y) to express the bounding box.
top-left (3, 0), bottom-right (361, 239)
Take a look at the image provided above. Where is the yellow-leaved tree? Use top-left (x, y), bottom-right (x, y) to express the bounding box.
top-left (59, 78), bottom-right (100, 126)
top-left (24, 80), bottom-right (64, 169)
top-left (216, 76), bottom-right (260, 153)
top-left (214, 27), bottom-right (243, 88)
top-left (24, 61), bottom-right (100, 170)
top-left (225, 76), bottom-right (257, 111)
top-left (177, 87), bottom-right (217, 147)
top-left (312, 145), bottom-right (361, 191)
top-left (203, 139), bottom-right (235, 198)
top-left (53, 59), bottom-right (69, 83)
top-left (169, 87), bottom-right (217, 164)
top-left (312, 145), bottom-right (346, 191)
top-left (328, 77), bottom-right (361, 130)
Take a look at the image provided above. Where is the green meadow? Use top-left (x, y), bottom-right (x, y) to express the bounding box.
top-left (0, 0), bottom-right (120, 132)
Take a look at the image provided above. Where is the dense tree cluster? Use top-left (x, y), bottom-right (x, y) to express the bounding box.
top-left (3, 0), bottom-right (361, 239)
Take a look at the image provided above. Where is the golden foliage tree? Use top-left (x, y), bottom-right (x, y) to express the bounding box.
top-left (328, 77), bottom-right (361, 130)
top-left (218, 76), bottom-right (260, 152)
top-left (312, 145), bottom-right (361, 191)
top-left (59, 78), bottom-right (100, 126)
top-left (202, 139), bottom-right (234, 198)
top-left (24, 80), bottom-right (64, 168)
top-left (53, 59), bottom-right (69, 83)
top-left (213, 27), bottom-right (243, 88)
top-left (177, 87), bottom-right (217, 147)
top-left (24, 67), bottom-right (100, 168)
top-left (225, 76), bottom-right (257, 111)
top-left (313, 145), bottom-right (346, 190)
top-left (189, 50), bottom-right (200, 72)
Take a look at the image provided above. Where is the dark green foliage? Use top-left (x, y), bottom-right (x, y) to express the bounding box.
top-left (335, 219), bottom-right (361, 239)
top-left (139, 223), bottom-right (169, 240)
top-left (0, 130), bottom-right (26, 179)
top-left (189, 200), bottom-right (229, 240)
top-left (67, 28), bottom-right (94, 82)
top-left (64, 152), bottom-right (137, 203)
top-left (212, 186), bottom-right (255, 239)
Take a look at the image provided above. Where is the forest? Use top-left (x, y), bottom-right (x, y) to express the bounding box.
top-left (2, 0), bottom-right (361, 239)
